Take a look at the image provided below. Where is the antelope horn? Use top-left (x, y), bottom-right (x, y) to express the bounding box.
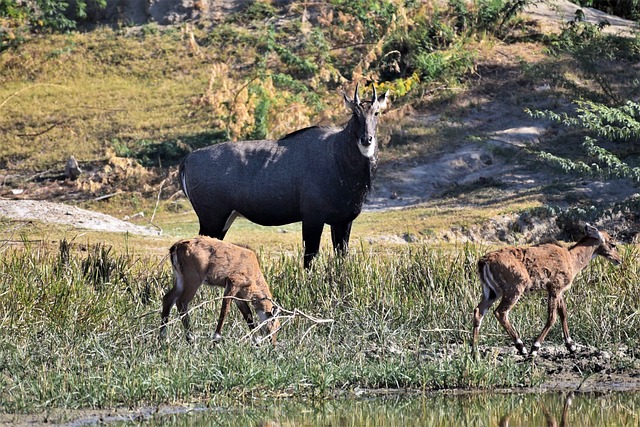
top-left (354, 83), bottom-right (361, 105)
top-left (371, 84), bottom-right (377, 104)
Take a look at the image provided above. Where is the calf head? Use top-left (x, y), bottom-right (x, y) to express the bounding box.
top-left (254, 300), bottom-right (281, 346)
top-left (585, 223), bottom-right (622, 265)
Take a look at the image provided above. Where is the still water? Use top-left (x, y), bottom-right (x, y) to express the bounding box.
top-left (108, 392), bottom-right (639, 426)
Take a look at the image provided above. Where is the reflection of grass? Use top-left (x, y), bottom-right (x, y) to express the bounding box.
top-left (152, 392), bottom-right (640, 426)
top-left (0, 233), bottom-right (637, 413)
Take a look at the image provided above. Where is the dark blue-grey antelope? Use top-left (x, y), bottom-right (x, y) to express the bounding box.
top-left (179, 83), bottom-right (388, 268)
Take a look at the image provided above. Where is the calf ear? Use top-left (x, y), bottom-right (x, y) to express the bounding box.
top-left (585, 223), bottom-right (602, 241)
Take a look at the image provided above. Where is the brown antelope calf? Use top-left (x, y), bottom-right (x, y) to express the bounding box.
top-left (160, 236), bottom-right (280, 345)
top-left (472, 224), bottom-right (622, 356)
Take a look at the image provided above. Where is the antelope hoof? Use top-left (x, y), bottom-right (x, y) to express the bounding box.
top-left (213, 332), bottom-right (223, 342)
top-left (566, 342), bottom-right (577, 353)
top-left (530, 342), bottom-right (541, 357)
top-left (185, 331), bottom-right (195, 343)
top-left (515, 340), bottom-right (528, 356)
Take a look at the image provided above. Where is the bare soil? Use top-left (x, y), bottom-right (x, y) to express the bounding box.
top-left (481, 344), bottom-right (640, 393)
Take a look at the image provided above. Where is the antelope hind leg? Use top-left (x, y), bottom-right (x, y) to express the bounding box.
top-left (302, 221), bottom-right (324, 269)
top-left (494, 294), bottom-right (528, 355)
top-left (472, 291), bottom-right (498, 352)
top-left (214, 280), bottom-right (237, 342)
top-left (557, 296), bottom-right (577, 353)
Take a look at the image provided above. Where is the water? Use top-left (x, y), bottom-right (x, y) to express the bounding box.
top-left (108, 392), bottom-right (640, 426)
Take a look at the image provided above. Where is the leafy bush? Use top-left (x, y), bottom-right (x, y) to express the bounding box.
top-left (377, 1), bottom-right (537, 84)
top-left (572, 0), bottom-right (640, 21)
top-left (544, 11), bottom-right (640, 103)
top-left (1, 0), bottom-right (105, 51)
top-left (112, 139), bottom-right (193, 168)
top-left (526, 100), bottom-right (640, 226)
top-left (527, 100), bottom-right (640, 180)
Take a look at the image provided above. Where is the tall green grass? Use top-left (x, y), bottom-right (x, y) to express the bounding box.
top-left (0, 239), bottom-right (638, 413)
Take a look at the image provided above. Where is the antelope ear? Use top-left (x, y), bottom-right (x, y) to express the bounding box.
top-left (377, 90), bottom-right (389, 110)
top-left (343, 91), bottom-right (357, 113)
top-left (585, 223), bottom-right (602, 240)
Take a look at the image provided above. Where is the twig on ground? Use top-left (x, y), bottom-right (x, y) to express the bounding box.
top-left (144, 295), bottom-right (333, 344)
top-left (150, 178), bottom-right (166, 225)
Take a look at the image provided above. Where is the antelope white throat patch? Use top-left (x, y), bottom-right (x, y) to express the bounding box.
top-left (358, 138), bottom-right (376, 158)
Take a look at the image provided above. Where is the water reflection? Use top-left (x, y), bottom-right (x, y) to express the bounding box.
top-left (499, 392), bottom-right (572, 427)
top-left (115, 392), bottom-right (640, 426)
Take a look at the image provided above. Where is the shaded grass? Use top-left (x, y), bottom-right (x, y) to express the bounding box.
top-left (1, 237), bottom-right (638, 414)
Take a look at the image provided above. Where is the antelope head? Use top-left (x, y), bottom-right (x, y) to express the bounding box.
top-left (585, 223), bottom-right (622, 265)
top-left (343, 83), bottom-right (389, 158)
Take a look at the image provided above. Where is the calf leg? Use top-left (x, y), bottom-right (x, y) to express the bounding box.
top-left (171, 273), bottom-right (201, 343)
top-left (494, 293), bottom-right (527, 355)
top-left (160, 285), bottom-right (182, 340)
top-left (176, 299), bottom-right (193, 342)
top-left (531, 293), bottom-right (560, 356)
top-left (214, 279), bottom-right (237, 342)
top-left (160, 269), bottom-right (186, 340)
top-left (234, 299), bottom-right (256, 331)
top-left (471, 287), bottom-right (499, 351)
top-left (330, 221), bottom-right (352, 256)
top-left (302, 221), bottom-right (324, 269)
top-left (557, 295), bottom-right (577, 353)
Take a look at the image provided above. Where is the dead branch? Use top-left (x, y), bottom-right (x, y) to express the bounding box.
top-left (17, 123), bottom-right (61, 138)
top-left (149, 178), bottom-right (166, 225)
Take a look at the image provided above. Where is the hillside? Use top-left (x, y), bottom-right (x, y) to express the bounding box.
top-left (0, 0), bottom-right (639, 245)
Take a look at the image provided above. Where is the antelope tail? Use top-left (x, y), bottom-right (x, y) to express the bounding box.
top-left (478, 259), bottom-right (500, 300)
top-left (178, 158), bottom-right (191, 202)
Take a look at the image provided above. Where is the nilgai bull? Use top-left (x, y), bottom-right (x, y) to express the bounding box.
top-left (179, 83), bottom-right (389, 268)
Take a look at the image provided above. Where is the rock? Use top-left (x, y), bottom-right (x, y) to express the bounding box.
top-left (64, 156), bottom-right (82, 180)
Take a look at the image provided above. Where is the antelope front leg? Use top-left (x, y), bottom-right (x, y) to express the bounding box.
top-left (214, 280), bottom-right (236, 342)
top-left (330, 221), bottom-right (352, 256)
top-left (531, 293), bottom-right (560, 356)
top-left (557, 295), bottom-right (577, 353)
top-left (234, 299), bottom-right (256, 331)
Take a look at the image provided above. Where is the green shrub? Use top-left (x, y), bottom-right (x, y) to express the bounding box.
top-left (527, 100), bottom-right (640, 181)
top-left (572, 0), bottom-right (640, 21)
top-left (1, 0), bottom-right (106, 51)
